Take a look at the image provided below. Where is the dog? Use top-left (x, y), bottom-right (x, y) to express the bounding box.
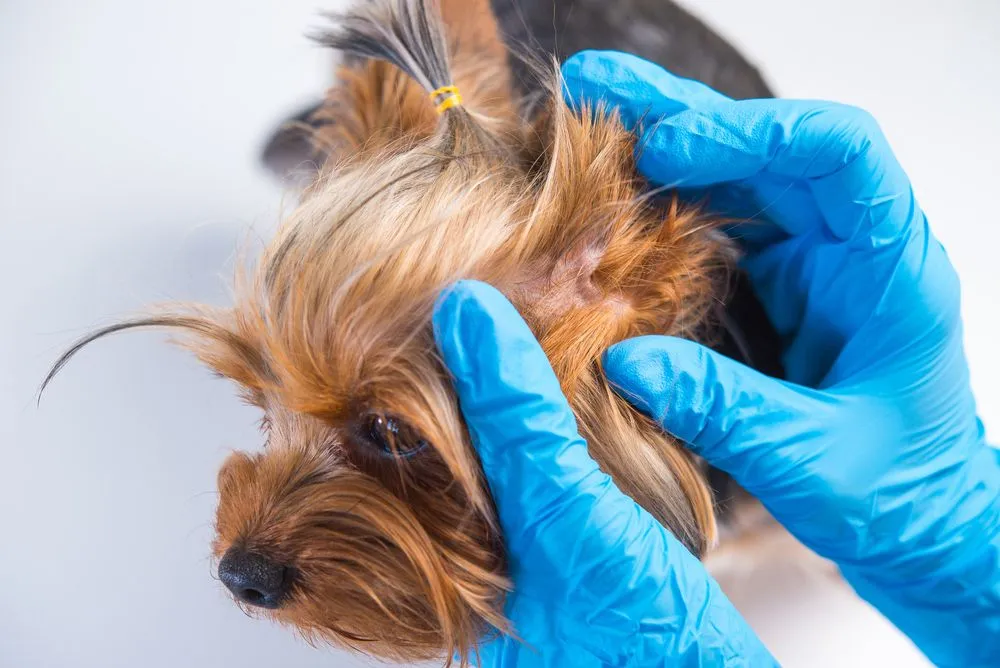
top-left (44, 0), bottom-right (794, 664)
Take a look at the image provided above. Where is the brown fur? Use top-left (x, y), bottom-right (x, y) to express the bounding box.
top-left (45, 0), bottom-right (735, 664)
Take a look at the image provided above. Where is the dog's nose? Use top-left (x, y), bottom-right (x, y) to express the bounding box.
top-left (218, 548), bottom-right (291, 609)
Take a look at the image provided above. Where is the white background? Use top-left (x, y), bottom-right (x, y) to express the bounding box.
top-left (1, 1), bottom-right (997, 666)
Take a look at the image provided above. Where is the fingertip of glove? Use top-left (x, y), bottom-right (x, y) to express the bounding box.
top-left (433, 280), bottom-right (506, 372)
top-left (603, 335), bottom-right (688, 373)
top-left (601, 339), bottom-right (638, 380)
top-left (560, 49), bottom-right (622, 80)
top-left (432, 279), bottom-right (496, 336)
top-left (432, 280), bottom-right (554, 392)
top-left (603, 337), bottom-right (679, 416)
top-left (560, 50), bottom-right (611, 114)
top-left (603, 337), bottom-right (721, 421)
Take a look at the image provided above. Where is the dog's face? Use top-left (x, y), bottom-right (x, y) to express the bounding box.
top-left (45, 0), bottom-right (729, 663)
top-left (212, 391), bottom-right (504, 659)
top-left (207, 145), bottom-right (523, 660)
top-left (201, 102), bottom-right (722, 662)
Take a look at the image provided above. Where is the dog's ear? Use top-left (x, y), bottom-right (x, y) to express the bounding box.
top-left (260, 101), bottom-right (328, 185)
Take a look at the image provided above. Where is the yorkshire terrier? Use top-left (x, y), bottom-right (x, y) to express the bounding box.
top-left (44, 0), bottom-right (799, 664)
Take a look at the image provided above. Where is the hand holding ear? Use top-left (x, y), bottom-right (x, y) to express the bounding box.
top-left (564, 50), bottom-right (1000, 668)
top-left (434, 281), bottom-right (776, 667)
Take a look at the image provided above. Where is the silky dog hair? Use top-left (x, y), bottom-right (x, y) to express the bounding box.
top-left (45, 0), bottom-right (735, 663)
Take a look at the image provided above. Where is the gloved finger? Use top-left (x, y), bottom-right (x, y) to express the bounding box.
top-left (561, 51), bottom-right (918, 245)
top-left (603, 335), bottom-right (835, 484)
top-left (561, 50), bottom-right (730, 132)
top-left (558, 51), bottom-right (815, 243)
top-left (434, 283), bottom-right (773, 662)
top-left (432, 281), bottom-right (654, 562)
top-left (637, 99), bottom-right (918, 243)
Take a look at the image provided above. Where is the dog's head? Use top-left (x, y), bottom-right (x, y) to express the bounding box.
top-left (45, 0), bottom-right (728, 663)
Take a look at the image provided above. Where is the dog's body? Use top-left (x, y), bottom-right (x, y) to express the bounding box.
top-left (47, 0), bottom-right (799, 664)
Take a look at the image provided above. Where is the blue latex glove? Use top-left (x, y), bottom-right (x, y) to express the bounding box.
top-left (563, 50), bottom-right (1000, 667)
top-left (433, 281), bottom-right (776, 667)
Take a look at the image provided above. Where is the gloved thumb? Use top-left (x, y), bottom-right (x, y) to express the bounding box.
top-left (603, 335), bottom-right (832, 481)
top-left (435, 282), bottom-right (777, 664)
top-left (433, 281), bottom-right (645, 564)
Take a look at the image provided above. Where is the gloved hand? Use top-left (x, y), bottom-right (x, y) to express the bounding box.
top-left (433, 281), bottom-right (776, 667)
top-left (563, 50), bottom-right (1000, 667)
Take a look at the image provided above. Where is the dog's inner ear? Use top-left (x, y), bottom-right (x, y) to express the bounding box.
top-left (262, 0), bottom-right (517, 182)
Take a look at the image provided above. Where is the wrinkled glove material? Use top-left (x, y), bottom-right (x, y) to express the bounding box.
top-left (560, 50), bottom-right (1000, 668)
top-left (434, 281), bottom-right (777, 667)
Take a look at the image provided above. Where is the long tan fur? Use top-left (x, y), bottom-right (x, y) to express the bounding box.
top-left (45, 0), bottom-right (732, 663)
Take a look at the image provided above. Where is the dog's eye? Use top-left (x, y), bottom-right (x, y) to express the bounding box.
top-left (364, 414), bottom-right (427, 458)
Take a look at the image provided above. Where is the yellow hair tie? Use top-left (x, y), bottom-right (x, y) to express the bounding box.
top-left (430, 85), bottom-right (462, 114)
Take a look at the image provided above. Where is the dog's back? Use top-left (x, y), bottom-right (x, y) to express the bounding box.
top-left (493, 0), bottom-right (772, 99)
